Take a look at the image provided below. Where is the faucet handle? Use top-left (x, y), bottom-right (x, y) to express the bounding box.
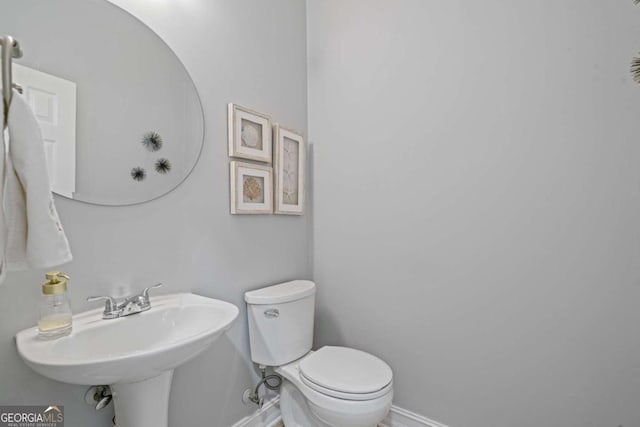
top-left (141, 283), bottom-right (163, 302)
top-left (87, 295), bottom-right (119, 318)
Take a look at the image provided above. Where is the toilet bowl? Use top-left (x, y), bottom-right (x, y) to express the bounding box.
top-left (244, 281), bottom-right (394, 427)
top-left (275, 346), bottom-right (393, 427)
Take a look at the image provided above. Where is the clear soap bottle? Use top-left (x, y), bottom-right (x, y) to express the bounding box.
top-left (38, 271), bottom-right (72, 339)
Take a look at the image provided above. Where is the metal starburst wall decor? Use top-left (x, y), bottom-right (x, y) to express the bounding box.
top-left (633, 0), bottom-right (640, 83)
top-left (131, 167), bottom-right (146, 182)
top-left (141, 131), bottom-right (163, 152)
top-left (155, 158), bottom-right (172, 174)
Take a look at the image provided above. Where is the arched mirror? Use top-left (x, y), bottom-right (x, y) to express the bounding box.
top-left (0, 0), bottom-right (204, 206)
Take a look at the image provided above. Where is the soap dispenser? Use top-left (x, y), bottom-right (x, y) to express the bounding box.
top-left (38, 271), bottom-right (72, 339)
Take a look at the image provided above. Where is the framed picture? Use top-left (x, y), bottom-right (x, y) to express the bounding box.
top-left (230, 161), bottom-right (273, 214)
top-left (228, 103), bottom-right (272, 163)
top-left (273, 124), bottom-right (305, 215)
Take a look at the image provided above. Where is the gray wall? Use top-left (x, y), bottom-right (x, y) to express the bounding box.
top-left (308, 1), bottom-right (640, 426)
top-left (0, 0), bottom-right (309, 426)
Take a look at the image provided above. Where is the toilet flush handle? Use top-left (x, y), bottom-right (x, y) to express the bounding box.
top-left (264, 308), bottom-right (279, 318)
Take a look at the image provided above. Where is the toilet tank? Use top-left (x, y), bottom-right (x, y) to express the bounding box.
top-left (245, 280), bottom-right (316, 366)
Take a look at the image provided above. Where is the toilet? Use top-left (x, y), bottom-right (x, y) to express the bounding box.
top-left (245, 280), bottom-right (393, 427)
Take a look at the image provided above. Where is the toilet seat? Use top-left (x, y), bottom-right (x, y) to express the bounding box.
top-left (276, 348), bottom-right (394, 427)
top-left (298, 346), bottom-right (393, 401)
top-left (300, 372), bottom-right (393, 401)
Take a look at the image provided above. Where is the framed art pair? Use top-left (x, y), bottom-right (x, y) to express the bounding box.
top-left (228, 103), bottom-right (305, 215)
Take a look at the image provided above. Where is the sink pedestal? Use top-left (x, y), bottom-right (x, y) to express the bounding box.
top-left (111, 371), bottom-right (173, 427)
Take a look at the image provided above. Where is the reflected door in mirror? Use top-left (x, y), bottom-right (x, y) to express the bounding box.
top-left (13, 64), bottom-right (77, 198)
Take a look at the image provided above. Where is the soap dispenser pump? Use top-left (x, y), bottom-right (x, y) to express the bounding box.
top-left (38, 271), bottom-right (72, 339)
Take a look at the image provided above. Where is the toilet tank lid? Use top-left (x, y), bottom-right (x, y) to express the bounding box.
top-left (244, 280), bottom-right (316, 305)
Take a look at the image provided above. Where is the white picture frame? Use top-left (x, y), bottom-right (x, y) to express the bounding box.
top-left (273, 124), bottom-right (305, 215)
top-left (228, 103), bottom-right (272, 163)
top-left (230, 161), bottom-right (273, 214)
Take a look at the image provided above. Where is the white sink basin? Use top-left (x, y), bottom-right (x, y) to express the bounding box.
top-left (16, 292), bottom-right (239, 427)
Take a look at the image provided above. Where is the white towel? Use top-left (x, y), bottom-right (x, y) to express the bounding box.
top-left (0, 89), bottom-right (72, 283)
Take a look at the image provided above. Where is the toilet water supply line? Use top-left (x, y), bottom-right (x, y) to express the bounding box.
top-left (244, 365), bottom-right (282, 408)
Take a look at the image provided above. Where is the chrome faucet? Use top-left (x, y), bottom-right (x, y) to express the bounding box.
top-left (87, 283), bottom-right (163, 319)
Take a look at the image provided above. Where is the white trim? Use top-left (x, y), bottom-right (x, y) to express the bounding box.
top-left (229, 398), bottom-right (448, 427)
top-left (379, 405), bottom-right (449, 427)
top-left (230, 397), bottom-right (282, 427)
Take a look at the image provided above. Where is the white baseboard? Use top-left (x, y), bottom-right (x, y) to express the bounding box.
top-left (230, 397), bottom-right (282, 427)
top-left (230, 397), bottom-right (447, 427)
top-left (380, 405), bottom-right (449, 427)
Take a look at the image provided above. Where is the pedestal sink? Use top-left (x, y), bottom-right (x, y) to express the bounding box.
top-left (16, 293), bottom-right (239, 427)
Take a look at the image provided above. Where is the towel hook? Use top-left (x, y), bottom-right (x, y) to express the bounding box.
top-left (1, 35), bottom-right (23, 129)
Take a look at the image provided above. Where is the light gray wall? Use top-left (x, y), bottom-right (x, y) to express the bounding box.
top-left (308, 1), bottom-right (640, 426)
top-left (0, 1), bottom-right (309, 426)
